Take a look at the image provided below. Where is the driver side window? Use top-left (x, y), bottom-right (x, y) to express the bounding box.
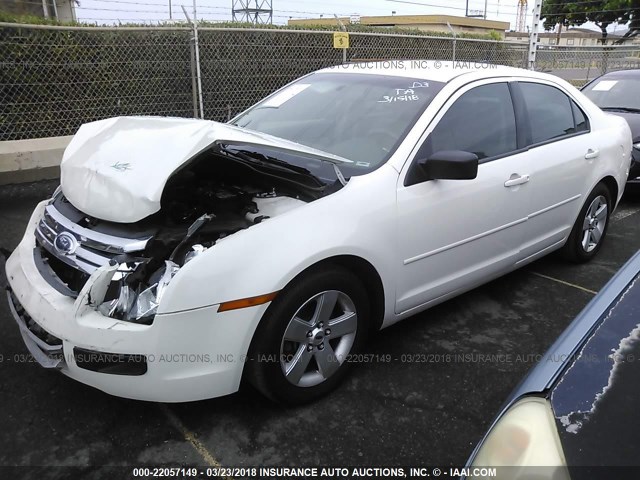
top-left (416, 82), bottom-right (518, 163)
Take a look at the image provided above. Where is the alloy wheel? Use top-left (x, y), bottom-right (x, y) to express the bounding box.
top-left (280, 290), bottom-right (357, 387)
top-left (581, 195), bottom-right (608, 253)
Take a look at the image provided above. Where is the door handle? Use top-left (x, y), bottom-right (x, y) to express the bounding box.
top-left (504, 174), bottom-right (530, 187)
top-left (585, 148), bottom-right (600, 160)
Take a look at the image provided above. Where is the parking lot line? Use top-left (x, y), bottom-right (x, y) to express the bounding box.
top-left (529, 271), bottom-right (598, 295)
top-left (159, 404), bottom-right (231, 477)
top-left (612, 206), bottom-right (640, 222)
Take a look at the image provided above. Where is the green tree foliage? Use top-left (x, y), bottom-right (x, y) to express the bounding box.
top-left (542, 0), bottom-right (640, 44)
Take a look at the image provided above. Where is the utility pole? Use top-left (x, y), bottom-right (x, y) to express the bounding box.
top-left (528, 0), bottom-right (543, 70)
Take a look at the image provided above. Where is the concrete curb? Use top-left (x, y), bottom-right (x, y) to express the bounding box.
top-left (0, 136), bottom-right (72, 185)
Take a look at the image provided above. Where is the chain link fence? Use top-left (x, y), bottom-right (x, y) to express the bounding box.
top-left (535, 44), bottom-right (640, 86)
top-left (0, 25), bottom-right (193, 140)
top-left (1, 22), bottom-right (639, 142)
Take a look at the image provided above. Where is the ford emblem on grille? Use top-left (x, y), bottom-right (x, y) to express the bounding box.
top-left (53, 232), bottom-right (78, 255)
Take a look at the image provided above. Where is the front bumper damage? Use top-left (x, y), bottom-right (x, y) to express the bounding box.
top-left (6, 288), bottom-right (63, 369)
top-left (4, 201), bottom-right (268, 402)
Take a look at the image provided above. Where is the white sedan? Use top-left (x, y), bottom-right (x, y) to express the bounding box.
top-left (4, 61), bottom-right (632, 404)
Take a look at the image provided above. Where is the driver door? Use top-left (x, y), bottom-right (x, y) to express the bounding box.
top-left (395, 80), bottom-right (532, 314)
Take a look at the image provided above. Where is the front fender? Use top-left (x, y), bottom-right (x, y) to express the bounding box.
top-left (157, 165), bottom-right (400, 315)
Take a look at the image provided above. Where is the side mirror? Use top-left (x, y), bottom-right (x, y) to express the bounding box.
top-left (418, 150), bottom-right (479, 181)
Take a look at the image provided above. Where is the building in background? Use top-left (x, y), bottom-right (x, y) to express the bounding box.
top-left (288, 14), bottom-right (510, 38)
top-left (0, 0), bottom-right (76, 21)
top-left (506, 27), bottom-right (639, 46)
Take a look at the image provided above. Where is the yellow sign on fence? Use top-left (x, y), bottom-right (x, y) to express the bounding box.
top-left (333, 32), bottom-right (350, 49)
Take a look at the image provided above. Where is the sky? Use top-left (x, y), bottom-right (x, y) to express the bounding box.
top-left (73, 0), bottom-right (625, 33)
top-left (74, 0), bottom-right (520, 27)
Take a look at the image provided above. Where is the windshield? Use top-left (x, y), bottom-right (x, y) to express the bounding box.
top-left (582, 76), bottom-right (640, 110)
top-left (231, 72), bottom-right (444, 175)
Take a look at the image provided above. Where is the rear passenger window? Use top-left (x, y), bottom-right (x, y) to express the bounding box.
top-left (419, 83), bottom-right (517, 161)
top-left (572, 101), bottom-right (589, 133)
top-left (520, 82), bottom-right (581, 144)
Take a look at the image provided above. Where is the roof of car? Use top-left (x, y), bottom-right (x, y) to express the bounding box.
top-left (599, 68), bottom-right (640, 78)
top-left (317, 60), bottom-right (542, 83)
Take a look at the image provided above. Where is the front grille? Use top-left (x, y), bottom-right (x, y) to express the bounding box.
top-left (35, 203), bottom-right (150, 274)
top-left (34, 247), bottom-right (89, 297)
top-left (34, 201), bottom-right (151, 296)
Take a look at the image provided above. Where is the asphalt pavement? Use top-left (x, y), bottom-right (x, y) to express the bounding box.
top-left (1, 180), bottom-right (639, 474)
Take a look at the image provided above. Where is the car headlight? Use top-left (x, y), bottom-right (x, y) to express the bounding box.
top-left (98, 260), bottom-right (180, 324)
top-left (634, 142), bottom-right (640, 151)
top-left (471, 397), bottom-right (569, 479)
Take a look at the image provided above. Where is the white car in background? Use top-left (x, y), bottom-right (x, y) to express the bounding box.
top-left (4, 61), bottom-right (632, 404)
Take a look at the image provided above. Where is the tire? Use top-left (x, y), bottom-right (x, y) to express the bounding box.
top-left (245, 265), bottom-right (369, 405)
top-left (561, 183), bottom-right (612, 263)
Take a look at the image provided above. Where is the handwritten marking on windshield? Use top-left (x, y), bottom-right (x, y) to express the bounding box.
top-left (378, 89), bottom-right (420, 103)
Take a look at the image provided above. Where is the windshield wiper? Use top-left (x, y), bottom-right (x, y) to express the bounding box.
top-left (241, 148), bottom-right (349, 187)
top-left (234, 149), bottom-right (314, 176)
top-left (601, 107), bottom-right (640, 114)
top-left (213, 144), bottom-right (327, 191)
top-left (333, 164), bottom-right (347, 186)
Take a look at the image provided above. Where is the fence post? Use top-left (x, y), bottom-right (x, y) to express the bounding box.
top-left (192, 0), bottom-right (204, 119)
top-left (189, 36), bottom-right (198, 118)
top-left (182, 4), bottom-right (205, 119)
top-left (447, 22), bottom-right (457, 63)
top-left (334, 15), bottom-right (348, 64)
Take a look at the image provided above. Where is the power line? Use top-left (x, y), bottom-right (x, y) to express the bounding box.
top-left (8, 0), bottom-right (636, 25)
top-left (385, 0), bottom-right (638, 18)
top-left (88, 0), bottom-right (357, 17)
top-left (386, 0), bottom-right (520, 12)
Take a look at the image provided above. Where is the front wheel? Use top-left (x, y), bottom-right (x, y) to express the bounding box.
top-left (245, 266), bottom-right (369, 405)
top-left (561, 183), bottom-right (612, 263)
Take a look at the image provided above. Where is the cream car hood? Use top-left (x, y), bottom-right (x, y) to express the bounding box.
top-left (61, 116), bottom-right (351, 223)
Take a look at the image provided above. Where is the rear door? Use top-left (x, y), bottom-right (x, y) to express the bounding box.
top-left (513, 81), bottom-right (593, 261)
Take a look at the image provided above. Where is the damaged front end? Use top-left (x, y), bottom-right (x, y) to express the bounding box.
top-left (74, 258), bottom-right (181, 325)
top-left (35, 120), bottom-right (347, 324)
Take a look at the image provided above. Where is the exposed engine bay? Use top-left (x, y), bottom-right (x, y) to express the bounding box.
top-left (37, 145), bottom-right (339, 324)
top-left (144, 148), bottom-right (320, 267)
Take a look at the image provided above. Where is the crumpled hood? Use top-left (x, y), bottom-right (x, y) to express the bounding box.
top-left (61, 116), bottom-right (350, 223)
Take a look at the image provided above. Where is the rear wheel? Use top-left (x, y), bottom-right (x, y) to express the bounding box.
top-left (562, 183), bottom-right (612, 263)
top-left (246, 266), bottom-right (369, 404)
